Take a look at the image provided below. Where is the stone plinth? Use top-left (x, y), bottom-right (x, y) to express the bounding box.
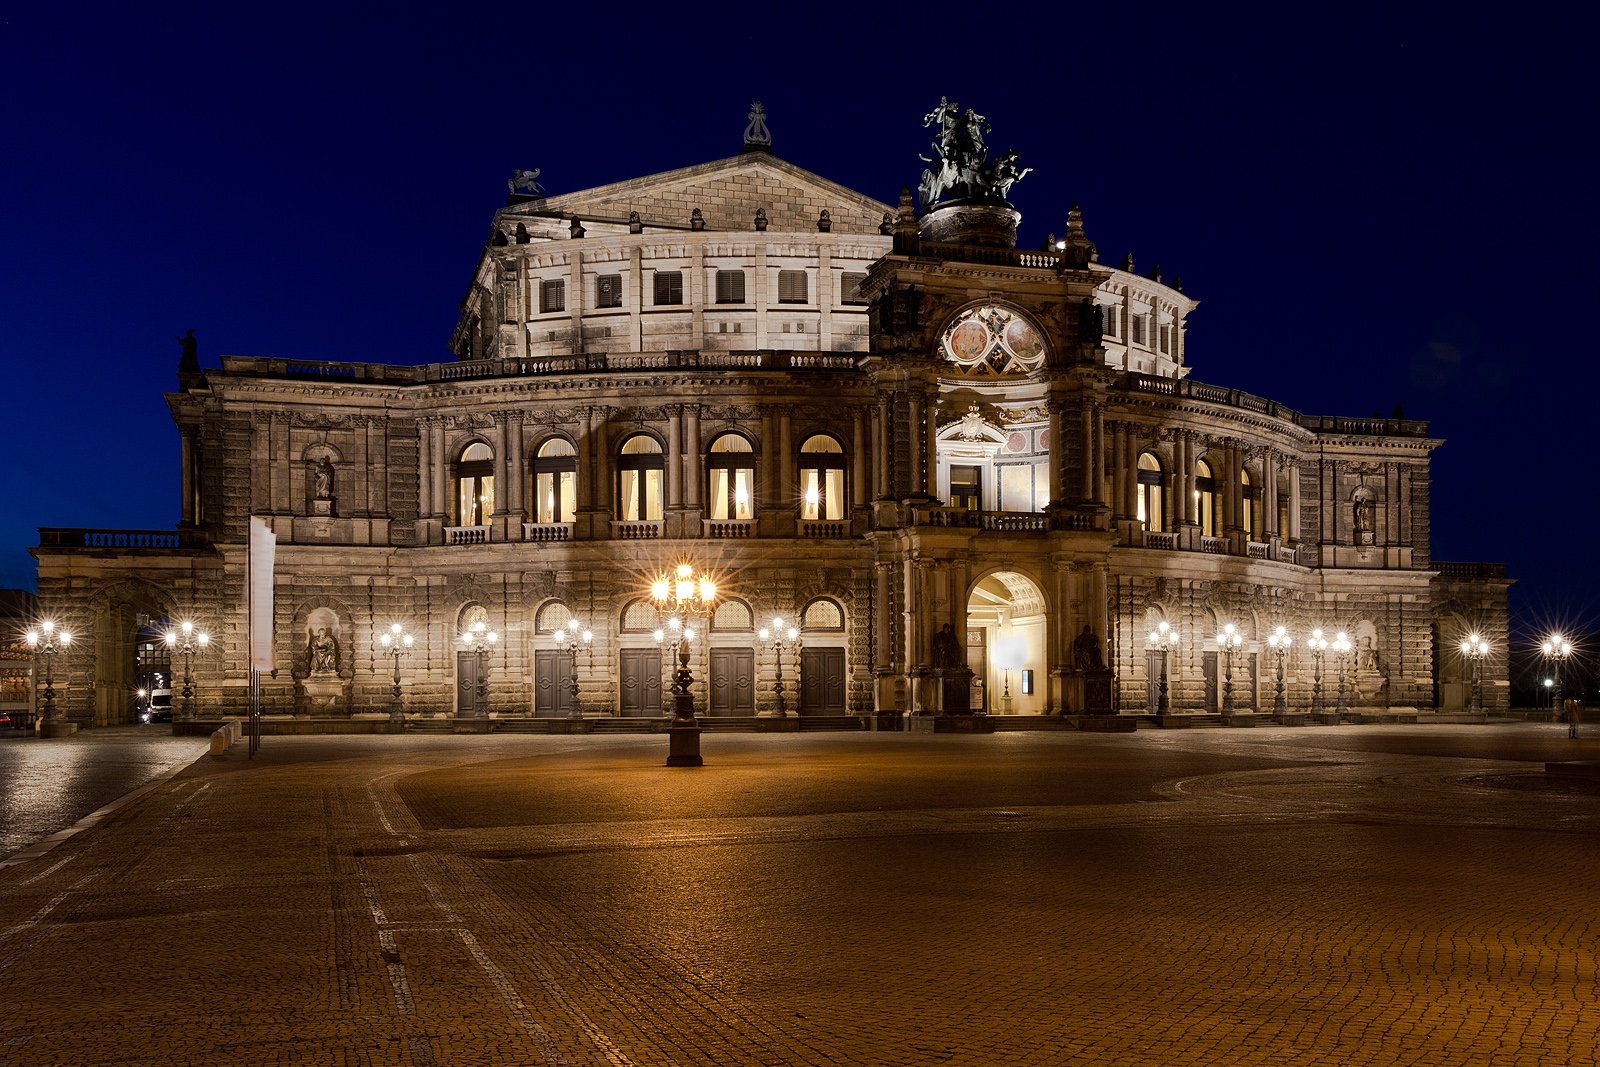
top-left (1077, 716), bottom-right (1137, 733)
top-left (39, 720), bottom-right (78, 738)
top-left (906, 714), bottom-right (995, 734)
top-left (918, 199), bottom-right (1020, 248)
top-left (299, 675), bottom-right (346, 717)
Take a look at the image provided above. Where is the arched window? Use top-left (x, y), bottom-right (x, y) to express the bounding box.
top-left (708, 433), bottom-right (755, 521)
top-left (618, 435), bottom-right (664, 521)
top-left (621, 599), bottom-right (658, 633)
top-left (1137, 452), bottom-right (1165, 532)
top-left (535, 600), bottom-right (572, 633)
top-left (712, 598), bottom-right (754, 632)
top-left (801, 597), bottom-right (844, 632)
top-left (1241, 468), bottom-right (1257, 540)
top-left (1195, 458), bottom-right (1221, 537)
top-left (798, 435), bottom-right (846, 521)
top-left (455, 442), bottom-right (495, 526)
top-left (532, 438), bottom-right (576, 524)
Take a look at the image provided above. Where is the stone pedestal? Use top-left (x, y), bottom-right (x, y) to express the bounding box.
top-left (666, 691), bottom-right (703, 766)
top-left (39, 720), bottom-right (78, 738)
top-left (918, 198), bottom-right (1020, 248)
top-left (299, 674), bottom-right (347, 717)
top-left (312, 498), bottom-right (334, 516)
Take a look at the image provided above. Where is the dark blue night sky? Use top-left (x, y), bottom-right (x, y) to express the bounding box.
top-left (3, 4), bottom-right (1595, 635)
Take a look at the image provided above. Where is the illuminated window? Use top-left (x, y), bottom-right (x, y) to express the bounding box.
top-left (708, 433), bottom-right (756, 521)
top-left (618, 435), bottom-right (664, 521)
top-left (532, 438), bottom-right (576, 524)
top-left (455, 442), bottom-right (495, 526)
top-left (715, 270), bottom-right (745, 304)
top-left (535, 601), bottom-right (572, 634)
top-left (1241, 468), bottom-right (1258, 540)
top-left (778, 270), bottom-right (808, 304)
top-left (712, 599), bottom-right (754, 632)
top-left (1137, 451), bottom-right (1165, 532)
top-left (653, 271), bottom-right (683, 306)
top-left (801, 598), bottom-right (844, 632)
top-left (950, 465), bottom-right (982, 510)
top-left (798, 434), bottom-right (845, 521)
top-left (1196, 459), bottom-right (1221, 536)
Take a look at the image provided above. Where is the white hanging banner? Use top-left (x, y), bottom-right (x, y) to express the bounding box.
top-left (247, 517), bottom-right (277, 672)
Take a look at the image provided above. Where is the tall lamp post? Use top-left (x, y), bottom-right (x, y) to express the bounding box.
top-left (1307, 629), bottom-right (1329, 720)
top-left (1266, 625), bottom-right (1293, 717)
top-left (1460, 633), bottom-right (1490, 716)
top-left (651, 563), bottom-right (717, 766)
top-left (1147, 621), bottom-right (1178, 715)
top-left (758, 617), bottom-right (799, 718)
top-left (1332, 632), bottom-right (1352, 717)
top-left (25, 620), bottom-right (72, 734)
top-left (1215, 623), bottom-right (1242, 717)
top-left (1541, 635), bottom-right (1573, 714)
top-left (378, 623), bottom-right (414, 723)
top-left (459, 620), bottom-right (499, 716)
top-left (557, 618), bottom-right (594, 720)
top-left (164, 620), bottom-right (210, 723)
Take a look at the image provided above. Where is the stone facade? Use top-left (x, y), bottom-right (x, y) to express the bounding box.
top-left (30, 150), bottom-right (1509, 727)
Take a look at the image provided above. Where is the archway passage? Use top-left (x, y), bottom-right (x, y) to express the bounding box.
top-left (965, 571), bottom-right (1048, 714)
top-left (93, 588), bottom-right (172, 726)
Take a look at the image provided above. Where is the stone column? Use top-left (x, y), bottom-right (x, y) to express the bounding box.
top-left (685, 405), bottom-right (701, 511)
top-left (629, 245), bottom-right (644, 351)
top-left (753, 242), bottom-right (767, 349)
top-left (925, 391), bottom-right (939, 500)
top-left (1287, 459), bottom-right (1302, 543)
top-left (690, 245), bottom-right (705, 351)
top-left (250, 414), bottom-right (269, 515)
top-left (759, 407), bottom-right (776, 509)
top-left (493, 413), bottom-right (512, 529)
top-left (1092, 403), bottom-right (1106, 505)
top-left (273, 414), bottom-right (292, 514)
top-left (852, 406), bottom-right (868, 510)
top-left (569, 249), bottom-right (584, 353)
top-left (418, 418), bottom-right (433, 520)
top-left (907, 392), bottom-right (923, 497)
top-left (1047, 401), bottom-right (1064, 507)
top-left (371, 416), bottom-right (390, 518)
top-left (667, 405), bottom-right (683, 510)
top-left (179, 427), bottom-right (196, 525)
top-left (1080, 406), bottom-right (1095, 501)
top-left (508, 417), bottom-right (524, 522)
top-left (573, 408), bottom-right (592, 512)
top-left (1109, 422), bottom-right (1126, 520)
top-left (779, 407), bottom-right (793, 508)
top-left (875, 393), bottom-right (890, 499)
top-left (818, 243), bottom-right (832, 352)
top-left (591, 407), bottom-right (611, 517)
top-left (431, 421), bottom-right (447, 521)
top-left (1264, 450), bottom-right (1279, 538)
top-left (875, 562), bottom-right (892, 669)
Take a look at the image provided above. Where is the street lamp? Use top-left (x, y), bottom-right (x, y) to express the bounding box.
top-left (557, 618), bottom-right (594, 719)
top-left (650, 563), bottom-right (717, 767)
top-left (1543, 678), bottom-right (1554, 709)
top-left (459, 620), bottom-right (499, 715)
top-left (377, 623), bottom-right (414, 723)
top-left (1332, 632), bottom-right (1353, 717)
top-left (1266, 625), bottom-right (1293, 716)
top-left (993, 636), bottom-right (1022, 714)
top-left (1214, 623), bottom-right (1243, 716)
top-left (1307, 629), bottom-right (1328, 719)
top-left (1147, 621), bottom-right (1178, 714)
top-left (1541, 635), bottom-right (1574, 710)
top-left (24, 619), bottom-right (72, 730)
top-left (164, 620), bottom-right (210, 723)
top-left (757, 617), bottom-right (799, 718)
top-left (1460, 633), bottom-right (1490, 716)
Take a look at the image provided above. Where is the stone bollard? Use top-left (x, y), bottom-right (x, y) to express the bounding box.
top-left (209, 718), bottom-right (241, 758)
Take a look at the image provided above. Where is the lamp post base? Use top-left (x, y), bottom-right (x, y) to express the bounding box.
top-left (666, 723), bottom-right (703, 766)
top-left (39, 720), bottom-right (78, 738)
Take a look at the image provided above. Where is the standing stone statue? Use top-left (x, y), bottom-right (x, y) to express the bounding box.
top-left (176, 329), bottom-right (200, 374)
top-left (312, 457), bottom-right (334, 500)
top-left (932, 623), bottom-right (963, 670)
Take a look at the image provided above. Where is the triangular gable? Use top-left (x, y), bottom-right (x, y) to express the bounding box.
top-left (540, 154), bottom-right (894, 236)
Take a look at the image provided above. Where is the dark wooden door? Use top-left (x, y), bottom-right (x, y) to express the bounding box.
top-left (457, 651), bottom-right (482, 716)
top-left (534, 650), bottom-right (574, 717)
top-left (1248, 653), bottom-right (1259, 710)
top-left (1145, 649), bottom-right (1162, 713)
top-left (619, 648), bottom-right (662, 716)
top-left (1203, 651), bottom-right (1218, 712)
top-left (709, 648), bottom-right (755, 716)
top-left (800, 647), bottom-right (847, 715)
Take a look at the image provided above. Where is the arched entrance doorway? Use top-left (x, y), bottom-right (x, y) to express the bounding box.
top-left (966, 571), bottom-right (1048, 714)
top-left (90, 583), bottom-right (175, 726)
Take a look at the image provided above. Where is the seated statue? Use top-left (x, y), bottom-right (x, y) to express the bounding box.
top-left (1072, 624), bottom-right (1103, 671)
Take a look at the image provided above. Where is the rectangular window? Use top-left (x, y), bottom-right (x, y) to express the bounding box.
top-left (715, 270), bottom-right (745, 304)
top-left (1131, 314), bottom-right (1144, 345)
top-left (950, 465), bottom-right (982, 510)
top-left (1104, 305), bottom-right (1118, 337)
top-left (1159, 325), bottom-right (1170, 354)
top-left (540, 279), bottom-right (565, 314)
top-left (596, 274), bottom-right (622, 308)
top-left (778, 269), bottom-right (808, 304)
top-left (653, 271), bottom-right (683, 306)
top-left (841, 272), bottom-right (868, 305)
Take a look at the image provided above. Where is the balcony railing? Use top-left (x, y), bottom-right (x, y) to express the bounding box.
top-left (37, 528), bottom-right (209, 550)
top-left (1246, 541), bottom-right (1269, 559)
top-left (704, 520), bottom-right (755, 539)
top-left (221, 351), bottom-right (863, 384)
top-left (1430, 561), bottom-right (1507, 580)
top-left (444, 525), bottom-right (489, 545)
top-left (610, 520), bottom-right (662, 539)
top-left (1143, 531), bottom-right (1177, 550)
top-left (799, 520), bottom-right (850, 538)
top-left (522, 522), bottom-right (572, 542)
top-left (1117, 372), bottom-right (1431, 437)
top-left (1201, 536), bottom-right (1227, 554)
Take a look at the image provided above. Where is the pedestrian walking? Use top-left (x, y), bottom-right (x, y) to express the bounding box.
top-left (1566, 699), bottom-right (1582, 739)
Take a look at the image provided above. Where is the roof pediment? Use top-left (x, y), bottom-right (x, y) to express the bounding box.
top-left (537, 154), bottom-right (893, 236)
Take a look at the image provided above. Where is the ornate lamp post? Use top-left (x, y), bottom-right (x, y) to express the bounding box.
top-left (1460, 633), bottom-right (1490, 716)
top-left (378, 623), bottom-right (414, 723)
top-left (164, 620), bottom-right (210, 723)
top-left (25, 620), bottom-right (72, 732)
top-left (757, 617), bottom-right (799, 718)
top-left (557, 618), bottom-right (594, 720)
top-left (1307, 629), bottom-right (1329, 720)
top-left (459, 620), bottom-right (499, 716)
top-left (650, 563), bottom-right (717, 766)
top-left (1147, 621), bottom-right (1178, 715)
top-left (1541, 635), bottom-right (1573, 712)
top-left (1266, 625), bottom-right (1293, 717)
top-left (1215, 623), bottom-right (1243, 717)
top-left (1332, 632), bottom-right (1353, 717)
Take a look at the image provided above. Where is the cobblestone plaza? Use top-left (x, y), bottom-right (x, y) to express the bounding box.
top-left (0, 725), bottom-right (1593, 1065)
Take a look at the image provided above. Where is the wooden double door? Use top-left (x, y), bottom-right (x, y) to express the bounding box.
top-left (619, 649), bottom-right (663, 716)
top-left (708, 648), bottom-right (755, 716)
top-left (799, 647), bottom-right (847, 715)
top-left (533, 650), bottom-right (576, 718)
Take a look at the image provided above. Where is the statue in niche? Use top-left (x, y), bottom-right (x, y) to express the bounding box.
top-left (307, 627), bottom-right (340, 674)
top-left (312, 457), bottom-right (334, 500)
top-left (932, 623), bottom-right (963, 670)
top-left (1072, 625), bottom-right (1103, 671)
top-left (1356, 636), bottom-right (1385, 676)
top-left (1353, 494), bottom-right (1376, 545)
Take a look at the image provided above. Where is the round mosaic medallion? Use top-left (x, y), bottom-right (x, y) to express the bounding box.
top-left (939, 306), bottom-right (1047, 374)
top-left (1002, 317), bottom-right (1045, 362)
top-left (1006, 432), bottom-right (1029, 453)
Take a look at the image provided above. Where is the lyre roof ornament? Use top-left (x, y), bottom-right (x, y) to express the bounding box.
top-left (742, 101), bottom-right (772, 154)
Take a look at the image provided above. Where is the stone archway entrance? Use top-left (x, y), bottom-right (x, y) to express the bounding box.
top-left (91, 586), bottom-right (173, 726)
top-left (966, 571), bottom-right (1048, 714)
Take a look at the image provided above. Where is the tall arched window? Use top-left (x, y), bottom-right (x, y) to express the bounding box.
top-left (618, 435), bottom-right (664, 521)
top-left (532, 438), bottom-right (577, 524)
top-left (1195, 458), bottom-right (1221, 537)
top-left (708, 433), bottom-right (755, 521)
top-left (1137, 452), bottom-right (1165, 532)
top-left (1241, 468), bottom-right (1257, 540)
top-left (798, 434), bottom-right (845, 520)
top-left (455, 442), bottom-right (495, 526)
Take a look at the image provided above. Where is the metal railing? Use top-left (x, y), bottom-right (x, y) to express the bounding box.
top-left (1117, 372), bottom-right (1432, 437)
top-left (37, 528), bottom-right (209, 550)
top-left (1430, 561), bottom-right (1507, 580)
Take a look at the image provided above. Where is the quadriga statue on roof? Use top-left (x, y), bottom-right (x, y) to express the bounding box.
top-left (918, 99), bottom-right (1030, 208)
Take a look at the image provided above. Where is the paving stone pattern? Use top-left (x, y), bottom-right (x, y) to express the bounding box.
top-left (0, 725), bottom-right (1596, 1065)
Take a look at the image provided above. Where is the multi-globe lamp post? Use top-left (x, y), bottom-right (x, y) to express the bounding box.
top-left (757, 617), bottom-right (799, 718)
top-left (1541, 635), bottom-right (1573, 710)
top-left (1332, 632), bottom-right (1353, 717)
top-left (650, 563), bottom-right (717, 766)
top-left (557, 618), bottom-right (594, 719)
top-left (1147, 620), bottom-right (1178, 714)
top-left (459, 620), bottom-right (498, 715)
top-left (25, 620), bottom-right (72, 731)
top-left (377, 623), bottom-right (414, 723)
top-left (1214, 623), bottom-right (1243, 716)
top-left (1460, 633), bottom-right (1490, 716)
top-left (1307, 629), bottom-right (1329, 719)
top-left (1266, 625), bottom-right (1293, 716)
top-left (164, 620), bottom-right (210, 723)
